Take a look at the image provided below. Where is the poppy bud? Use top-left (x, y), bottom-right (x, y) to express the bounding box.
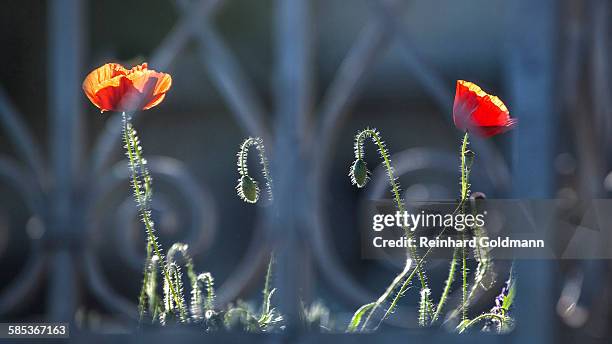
top-left (237, 175), bottom-right (260, 203)
top-left (350, 159), bottom-right (370, 188)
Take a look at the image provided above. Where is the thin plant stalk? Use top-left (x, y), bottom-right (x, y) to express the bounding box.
top-left (137, 241), bottom-right (153, 323)
top-left (354, 129), bottom-right (429, 291)
top-left (236, 137), bottom-right (273, 204)
top-left (122, 112), bottom-right (184, 319)
top-left (348, 128), bottom-right (432, 329)
top-left (457, 313), bottom-right (506, 333)
top-left (459, 132), bottom-right (470, 322)
top-left (433, 132), bottom-right (471, 324)
top-left (432, 246), bottom-right (458, 323)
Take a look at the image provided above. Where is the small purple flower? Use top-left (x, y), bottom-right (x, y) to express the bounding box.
top-left (484, 267), bottom-right (515, 332)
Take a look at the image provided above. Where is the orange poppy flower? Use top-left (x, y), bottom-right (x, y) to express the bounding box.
top-left (82, 62), bottom-right (172, 112)
top-left (453, 80), bottom-right (516, 137)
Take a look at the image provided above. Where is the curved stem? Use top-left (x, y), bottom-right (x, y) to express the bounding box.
top-left (457, 313), bottom-right (506, 333)
top-left (237, 137), bottom-right (273, 202)
top-left (373, 225), bottom-right (453, 330)
top-left (354, 129), bottom-right (404, 214)
top-left (352, 128), bottom-right (431, 329)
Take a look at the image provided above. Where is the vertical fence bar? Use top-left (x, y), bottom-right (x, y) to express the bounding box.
top-left (272, 0), bottom-right (313, 335)
top-left (47, 0), bottom-right (83, 321)
top-left (505, 0), bottom-right (557, 342)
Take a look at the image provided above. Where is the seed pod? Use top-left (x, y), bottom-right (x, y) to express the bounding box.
top-left (350, 159), bottom-right (369, 188)
top-left (237, 175), bottom-right (260, 203)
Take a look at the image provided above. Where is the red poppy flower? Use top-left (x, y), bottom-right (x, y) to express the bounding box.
top-left (453, 80), bottom-right (516, 137)
top-left (82, 62), bottom-right (172, 112)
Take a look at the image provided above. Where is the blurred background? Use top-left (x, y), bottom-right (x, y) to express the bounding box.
top-left (0, 0), bottom-right (611, 342)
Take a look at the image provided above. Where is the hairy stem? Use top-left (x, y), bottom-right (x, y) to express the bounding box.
top-left (432, 247), bottom-right (458, 323)
top-left (460, 132), bottom-right (470, 201)
top-left (262, 253), bottom-right (274, 315)
top-left (122, 112), bottom-right (185, 318)
top-left (460, 131), bottom-right (470, 322)
top-left (457, 313), bottom-right (506, 333)
top-left (137, 241), bottom-right (152, 323)
top-left (236, 137), bottom-right (273, 203)
top-left (352, 128), bottom-right (431, 329)
top-left (372, 235), bottom-right (447, 330)
top-left (461, 232), bottom-right (468, 322)
top-left (433, 132), bottom-right (471, 325)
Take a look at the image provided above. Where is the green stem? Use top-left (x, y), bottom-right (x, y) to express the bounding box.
top-left (433, 132), bottom-right (470, 325)
top-left (237, 137), bottom-right (273, 202)
top-left (432, 246), bottom-right (458, 323)
top-left (355, 129), bottom-right (429, 290)
top-left (457, 313), bottom-right (506, 333)
top-left (353, 128), bottom-right (432, 329)
top-left (122, 113), bottom-right (185, 317)
top-left (261, 253), bottom-right (274, 315)
top-left (460, 131), bottom-right (470, 322)
top-left (460, 132), bottom-right (470, 201)
top-left (137, 241), bottom-right (152, 323)
top-left (461, 232), bottom-right (468, 322)
top-left (372, 229), bottom-right (449, 330)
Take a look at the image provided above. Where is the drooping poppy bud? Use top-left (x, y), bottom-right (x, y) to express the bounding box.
top-left (237, 175), bottom-right (260, 204)
top-left (350, 159), bottom-right (370, 188)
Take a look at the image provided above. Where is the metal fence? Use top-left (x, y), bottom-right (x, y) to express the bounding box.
top-left (0, 0), bottom-right (561, 342)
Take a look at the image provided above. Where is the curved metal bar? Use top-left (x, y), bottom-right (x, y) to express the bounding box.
top-left (372, 0), bottom-right (452, 112)
top-left (115, 197), bottom-right (171, 269)
top-left (111, 158), bottom-right (218, 269)
top-left (83, 250), bottom-right (139, 321)
top-left (310, 209), bottom-right (379, 302)
top-left (0, 157), bottom-right (46, 316)
top-left (313, 14), bottom-right (395, 175)
top-left (216, 216), bottom-right (272, 306)
top-left (174, 0), bottom-right (271, 143)
top-left (0, 252), bottom-right (46, 316)
top-left (192, 25), bottom-right (271, 143)
top-left (0, 157), bottom-right (46, 214)
top-left (0, 88), bottom-right (46, 184)
top-left (150, 0), bottom-right (225, 69)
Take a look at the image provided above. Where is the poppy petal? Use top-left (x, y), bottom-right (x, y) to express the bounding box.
top-left (453, 80), bottom-right (515, 138)
top-left (82, 62), bottom-right (171, 112)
